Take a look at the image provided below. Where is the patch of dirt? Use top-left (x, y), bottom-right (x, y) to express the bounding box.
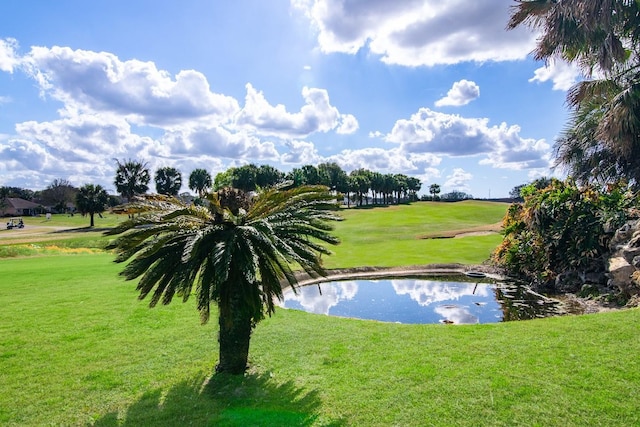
top-left (0, 225), bottom-right (102, 245)
top-left (1, 226), bottom-right (66, 243)
top-left (554, 293), bottom-right (622, 315)
top-left (417, 222), bottom-right (503, 239)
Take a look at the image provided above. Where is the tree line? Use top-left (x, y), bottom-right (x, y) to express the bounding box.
top-left (3, 155), bottom-right (483, 227)
top-left (109, 160), bottom-right (427, 207)
top-left (1, 159), bottom-right (430, 226)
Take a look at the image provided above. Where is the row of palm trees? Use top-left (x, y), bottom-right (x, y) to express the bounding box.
top-left (113, 160), bottom-right (423, 207)
top-left (112, 159), bottom-right (214, 199)
top-left (216, 162), bottom-right (424, 205)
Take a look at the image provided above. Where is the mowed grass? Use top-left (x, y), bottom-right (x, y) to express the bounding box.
top-left (2, 201), bottom-right (640, 426)
top-left (3, 212), bottom-right (125, 229)
top-left (0, 254), bottom-right (216, 426)
top-left (325, 201), bottom-right (507, 268)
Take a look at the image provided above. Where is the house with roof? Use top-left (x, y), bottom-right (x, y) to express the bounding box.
top-left (1, 198), bottom-right (42, 217)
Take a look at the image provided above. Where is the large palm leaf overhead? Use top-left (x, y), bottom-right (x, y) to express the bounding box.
top-left (508, 0), bottom-right (640, 187)
top-left (106, 185), bottom-right (341, 374)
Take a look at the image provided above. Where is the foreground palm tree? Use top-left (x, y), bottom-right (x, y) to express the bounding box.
top-left (105, 185), bottom-right (340, 374)
top-left (554, 72), bottom-right (640, 186)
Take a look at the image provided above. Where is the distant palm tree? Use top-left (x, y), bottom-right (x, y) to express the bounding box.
top-left (300, 164), bottom-right (322, 186)
top-left (76, 184), bottom-right (109, 227)
top-left (350, 169), bottom-right (371, 206)
top-left (382, 174), bottom-right (396, 205)
top-left (114, 159), bottom-right (150, 201)
top-left (256, 164), bottom-right (284, 189)
top-left (429, 184), bottom-right (441, 201)
top-left (231, 164), bottom-right (258, 192)
top-left (406, 177), bottom-right (421, 200)
top-left (105, 185), bottom-right (341, 374)
top-left (369, 171), bottom-right (384, 205)
top-left (393, 174), bottom-right (407, 203)
top-left (188, 168), bottom-right (212, 197)
top-left (154, 166), bottom-right (183, 196)
top-left (318, 162), bottom-right (348, 194)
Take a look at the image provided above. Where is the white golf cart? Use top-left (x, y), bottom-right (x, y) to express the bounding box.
top-left (6, 217), bottom-right (24, 229)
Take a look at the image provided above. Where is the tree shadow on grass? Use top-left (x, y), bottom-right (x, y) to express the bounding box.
top-left (92, 372), bottom-right (345, 426)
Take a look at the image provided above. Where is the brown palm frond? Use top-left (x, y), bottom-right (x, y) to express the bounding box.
top-left (506, 0), bottom-right (553, 31)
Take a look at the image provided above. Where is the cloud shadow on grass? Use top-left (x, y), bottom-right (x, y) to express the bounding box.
top-left (92, 371), bottom-right (345, 426)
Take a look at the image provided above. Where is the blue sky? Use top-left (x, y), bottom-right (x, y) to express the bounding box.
top-left (0, 0), bottom-right (581, 198)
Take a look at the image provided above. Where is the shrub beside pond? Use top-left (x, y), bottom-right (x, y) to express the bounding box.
top-left (492, 179), bottom-right (639, 305)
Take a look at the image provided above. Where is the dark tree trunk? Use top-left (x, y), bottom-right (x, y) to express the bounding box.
top-left (215, 299), bottom-right (253, 375)
top-left (89, 213), bottom-right (95, 227)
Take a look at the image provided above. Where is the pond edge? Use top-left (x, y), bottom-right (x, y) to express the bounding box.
top-left (289, 264), bottom-right (501, 288)
top-left (285, 264), bottom-right (621, 317)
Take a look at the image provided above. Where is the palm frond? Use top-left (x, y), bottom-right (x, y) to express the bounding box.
top-left (506, 0), bottom-right (552, 31)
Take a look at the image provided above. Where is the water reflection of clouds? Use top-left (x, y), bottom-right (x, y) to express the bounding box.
top-left (283, 281), bottom-right (358, 315)
top-left (434, 305), bottom-right (479, 324)
top-left (391, 280), bottom-right (489, 307)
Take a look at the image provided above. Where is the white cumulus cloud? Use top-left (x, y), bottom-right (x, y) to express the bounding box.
top-left (293, 0), bottom-right (537, 66)
top-left (444, 167), bottom-right (473, 191)
top-left (23, 45), bottom-right (240, 126)
top-left (529, 59), bottom-right (582, 91)
top-left (385, 107), bottom-right (551, 170)
top-left (327, 147), bottom-right (440, 174)
top-left (236, 84), bottom-right (358, 138)
top-left (281, 139), bottom-right (323, 164)
top-left (435, 79), bottom-right (480, 107)
top-left (0, 38), bottom-right (20, 73)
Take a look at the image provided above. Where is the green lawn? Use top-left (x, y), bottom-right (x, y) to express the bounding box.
top-left (0, 213), bottom-right (125, 257)
top-left (3, 211), bottom-right (125, 229)
top-left (2, 201), bottom-right (639, 426)
top-left (325, 201), bottom-right (507, 267)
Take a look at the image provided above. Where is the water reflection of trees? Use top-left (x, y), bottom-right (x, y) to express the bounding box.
top-left (494, 282), bottom-right (561, 321)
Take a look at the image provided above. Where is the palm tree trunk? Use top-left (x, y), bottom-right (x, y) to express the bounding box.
top-left (215, 298), bottom-right (253, 375)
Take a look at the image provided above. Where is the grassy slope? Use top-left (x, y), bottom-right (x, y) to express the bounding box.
top-left (325, 201), bottom-right (507, 268)
top-left (2, 202), bottom-right (639, 426)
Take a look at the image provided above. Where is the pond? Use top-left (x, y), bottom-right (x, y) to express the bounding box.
top-left (279, 276), bottom-right (561, 324)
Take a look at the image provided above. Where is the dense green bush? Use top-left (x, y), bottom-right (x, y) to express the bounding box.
top-left (493, 179), bottom-right (634, 290)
